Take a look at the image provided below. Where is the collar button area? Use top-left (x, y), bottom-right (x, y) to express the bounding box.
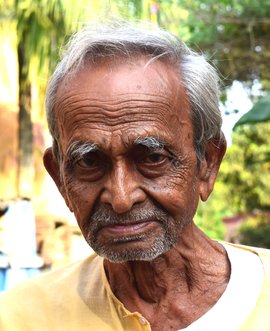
top-left (139, 316), bottom-right (147, 326)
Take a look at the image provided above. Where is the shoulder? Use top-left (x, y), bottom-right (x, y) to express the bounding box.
top-left (1, 253), bottom-right (102, 299)
top-left (224, 243), bottom-right (270, 292)
top-left (224, 242), bottom-right (270, 262)
top-left (0, 253), bottom-right (104, 329)
top-left (228, 244), bottom-right (270, 330)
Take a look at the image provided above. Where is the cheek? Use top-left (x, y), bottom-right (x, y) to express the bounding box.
top-left (144, 171), bottom-right (200, 218)
top-left (63, 177), bottom-right (100, 224)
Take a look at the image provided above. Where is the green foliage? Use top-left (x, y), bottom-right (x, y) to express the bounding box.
top-left (14, 0), bottom-right (82, 81)
top-left (174, 0), bottom-right (270, 91)
top-left (196, 121), bottom-right (270, 240)
top-left (219, 122), bottom-right (270, 212)
top-left (157, 1), bottom-right (191, 40)
top-left (194, 172), bottom-right (237, 240)
top-left (234, 94), bottom-right (270, 127)
top-left (195, 200), bottom-right (226, 241)
top-left (239, 213), bottom-right (270, 248)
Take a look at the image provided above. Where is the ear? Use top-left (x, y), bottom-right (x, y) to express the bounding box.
top-left (43, 147), bottom-right (73, 212)
top-left (198, 137), bottom-right (227, 201)
top-left (43, 147), bottom-right (62, 189)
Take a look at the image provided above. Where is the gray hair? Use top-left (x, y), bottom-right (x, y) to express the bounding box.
top-left (45, 20), bottom-right (224, 162)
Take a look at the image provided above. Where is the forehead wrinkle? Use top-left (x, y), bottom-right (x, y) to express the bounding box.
top-left (56, 95), bottom-right (174, 118)
top-left (56, 90), bottom-right (174, 105)
top-left (59, 105), bottom-right (173, 135)
top-left (56, 99), bottom-right (175, 137)
top-left (63, 117), bottom-right (167, 143)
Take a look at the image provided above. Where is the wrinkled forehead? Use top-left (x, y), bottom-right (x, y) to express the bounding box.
top-left (54, 56), bottom-right (193, 151)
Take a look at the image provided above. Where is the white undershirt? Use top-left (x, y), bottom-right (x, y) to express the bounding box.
top-left (181, 243), bottom-right (264, 331)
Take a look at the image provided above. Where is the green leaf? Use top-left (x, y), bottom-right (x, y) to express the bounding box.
top-left (234, 94), bottom-right (270, 128)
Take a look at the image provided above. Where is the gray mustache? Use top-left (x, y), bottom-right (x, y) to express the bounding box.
top-left (89, 205), bottom-right (169, 229)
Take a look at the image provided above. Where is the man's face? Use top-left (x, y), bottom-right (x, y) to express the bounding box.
top-left (48, 57), bottom-right (210, 262)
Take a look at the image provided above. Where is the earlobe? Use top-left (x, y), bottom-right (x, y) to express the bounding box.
top-left (199, 137), bottom-right (227, 201)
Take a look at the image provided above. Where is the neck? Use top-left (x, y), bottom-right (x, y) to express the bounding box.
top-left (103, 222), bottom-right (230, 329)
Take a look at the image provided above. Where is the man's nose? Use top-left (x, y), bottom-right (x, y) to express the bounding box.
top-left (100, 160), bottom-right (146, 214)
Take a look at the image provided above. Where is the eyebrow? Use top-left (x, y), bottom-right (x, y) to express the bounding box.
top-left (66, 136), bottom-right (169, 164)
top-left (66, 141), bottom-right (98, 163)
top-left (134, 136), bottom-right (167, 150)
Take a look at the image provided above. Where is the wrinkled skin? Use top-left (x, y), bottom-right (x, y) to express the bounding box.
top-left (44, 56), bottom-right (229, 330)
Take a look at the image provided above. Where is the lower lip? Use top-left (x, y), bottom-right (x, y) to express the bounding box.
top-left (102, 221), bottom-right (155, 236)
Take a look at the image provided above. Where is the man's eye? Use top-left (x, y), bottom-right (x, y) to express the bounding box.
top-left (135, 151), bottom-right (173, 178)
top-left (144, 153), bottom-right (167, 164)
top-left (77, 154), bottom-right (100, 168)
top-left (137, 151), bottom-right (172, 167)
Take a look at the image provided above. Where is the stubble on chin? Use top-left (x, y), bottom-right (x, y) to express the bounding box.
top-left (81, 204), bottom-right (187, 263)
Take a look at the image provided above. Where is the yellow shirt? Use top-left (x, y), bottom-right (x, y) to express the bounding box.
top-left (0, 245), bottom-right (269, 331)
top-left (237, 246), bottom-right (270, 331)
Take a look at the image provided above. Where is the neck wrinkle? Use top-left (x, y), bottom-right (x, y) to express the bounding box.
top-left (104, 222), bottom-right (230, 310)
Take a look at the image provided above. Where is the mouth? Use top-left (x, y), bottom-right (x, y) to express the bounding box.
top-left (99, 220), bottom-right (157, 238)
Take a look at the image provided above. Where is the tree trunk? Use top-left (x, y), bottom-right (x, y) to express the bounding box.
top-left (17, 39), bottom-right (34, 198)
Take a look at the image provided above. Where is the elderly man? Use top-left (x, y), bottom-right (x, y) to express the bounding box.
top-left (0, 21), bottom-right (269, 331)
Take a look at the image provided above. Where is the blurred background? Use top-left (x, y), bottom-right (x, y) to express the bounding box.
top-left (0, 0), bottom-right (270, 290)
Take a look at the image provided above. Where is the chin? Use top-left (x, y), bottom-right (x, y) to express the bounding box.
top-left (88, 236), bottom-right (176, 263)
